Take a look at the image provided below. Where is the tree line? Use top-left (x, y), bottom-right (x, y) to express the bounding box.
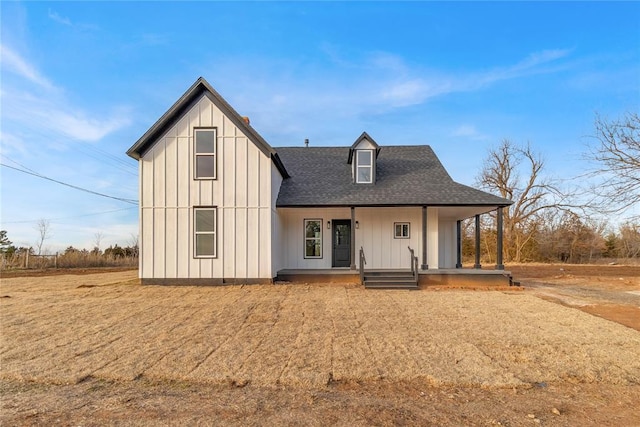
top-left (468, 112), bottom-right (639, 264)
top-left (0, 230), bottom-right (138, 270)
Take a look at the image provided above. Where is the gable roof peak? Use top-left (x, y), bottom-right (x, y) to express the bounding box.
top-left (348, 131), bottom-right (381, 164)
top-left (126, 76), bottom-right (289, 178)
top-left (350, 131), bottom-right (380, 149)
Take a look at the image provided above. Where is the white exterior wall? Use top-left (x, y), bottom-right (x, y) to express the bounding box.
top-left (427, 207), bottom-right (439, 269)
top-left (139, 95), bottom-right (274, 280)
top-left (356, 207), bottom-right (422, 269)
top-left (279, 207), bottom-right (351, 269)
top-left (438, 219), bottom-right (457, 268)
top-left (270, 162), bottom-right (284, 274)
top-left (278, 207), bottom-right (446, 271)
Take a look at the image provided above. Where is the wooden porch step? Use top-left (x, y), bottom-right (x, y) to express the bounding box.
top-left (364, 270), bottom-right (415, 277)
top-left (363, 272), bottom-right (418, 289)
top-left (364, 280), bottom-right (419, 290)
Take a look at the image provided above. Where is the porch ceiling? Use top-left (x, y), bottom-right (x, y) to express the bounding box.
top-left (437, 206), bottom-right (499, 221)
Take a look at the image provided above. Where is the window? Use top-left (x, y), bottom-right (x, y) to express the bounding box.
top-left (194, 208), bottom-right (217, 257)
top-left (194, 128), bottom-right (216, 179)
top-left (394, 222), bottom-right (410, 239)
top-left (356, 150), bottom-right (373, 183)
top-left (304, 219), bottom-right (322, 258)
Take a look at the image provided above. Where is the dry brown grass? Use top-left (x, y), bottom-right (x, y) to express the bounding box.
top-left (2, 272), bottom-right (639, 391)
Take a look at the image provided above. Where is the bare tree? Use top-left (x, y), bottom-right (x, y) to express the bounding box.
top-left (93, 232), bottom-right (104, 252)
top-left (618, 221), bottom-right (640, 258)
top-left (586, 112), bottom-right (640, 217)
top-left (128, 233), bottom-right (139, 257)
top-left (35, 219), bottom-right (52, 255)
top-left (478, 140), bottom-right (569, 262)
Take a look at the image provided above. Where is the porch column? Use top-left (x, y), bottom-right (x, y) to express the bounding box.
top-left (496, 207), bottom-right (505, 270)
top-left (455, 220), bottom-right (462, 268)
top-left (421, 206), bottom-right (428, 270)
top-left (474, 214), bottom-right (482, 269)
top-left (350, 207), bottom-right (356, 270)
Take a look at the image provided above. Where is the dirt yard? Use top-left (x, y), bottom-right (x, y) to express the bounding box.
top-left (1, 265), bottom-right (639, 426)
top-left (510, 264), bottom-right (640, 331)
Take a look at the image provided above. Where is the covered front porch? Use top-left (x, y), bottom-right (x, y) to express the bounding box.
top-left (274, 205), bottom-right (508, 279)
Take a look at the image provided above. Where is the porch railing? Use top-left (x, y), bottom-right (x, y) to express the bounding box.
top-left (408, 246), bottom-right (419, 285)
top-left (359, 246), bottom-right (367, 286)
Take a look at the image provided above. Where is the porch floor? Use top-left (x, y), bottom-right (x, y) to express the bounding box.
top-left (275, 268), bottom-right (515, 287)
top-left (276, 268), bottom-right (511, 276)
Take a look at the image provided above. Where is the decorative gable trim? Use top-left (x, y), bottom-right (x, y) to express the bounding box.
top-left (347, 131), bottom-right (381, 164)
top-left (126, 77), bottom-right (289, 179)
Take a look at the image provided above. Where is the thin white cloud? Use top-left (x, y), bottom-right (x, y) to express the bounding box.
top-left (476, 49), bottom-right (572, 86)
top-left (0, 131), bottom-right (28, 156)
top-left (4, 89), bottom-right (132, 142)
top-left (1, 45), bottom-right (131, 143)
top-left (451, 125), bottom-right (489, 141)
top-left (0, 44), bottom-right (55, 90)
top-left (47, 9), bottom-right (99, 31)
top-left (48, 9), bottom-right (72, 26)
top-left (381, 49), bottom-right (572, 107)
top-left (213, 47), bottom-right (572, 133)
top-left (517, 49), bottom-right (571, 70)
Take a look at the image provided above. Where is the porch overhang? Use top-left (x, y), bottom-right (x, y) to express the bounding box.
top-left (276, 204), bottom-right (508, 222)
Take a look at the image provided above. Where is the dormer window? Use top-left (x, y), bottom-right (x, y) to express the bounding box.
top-left (356, 150), bottom-right (373, 183)
top-left (348, 131), bottom-right (380, 185)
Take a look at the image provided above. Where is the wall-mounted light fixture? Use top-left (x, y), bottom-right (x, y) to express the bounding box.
top-left (355, 220), bottom-right (359, 229)
top-left (327, 221), bottom-right (331, 229)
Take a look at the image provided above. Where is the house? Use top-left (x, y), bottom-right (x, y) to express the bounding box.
top-left (127, 77), bottom-right (513, 287)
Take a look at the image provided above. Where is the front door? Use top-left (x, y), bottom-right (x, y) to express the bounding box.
top-left (332, 220), bottom-right (351, 267)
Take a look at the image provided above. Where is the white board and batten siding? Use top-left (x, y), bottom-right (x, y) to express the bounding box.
top-left (438, 219), bottom-right (457, 269)
top-left (278, 207), bottom-right (451, 270)
top-left (139, 94), bottom-right (275, 282)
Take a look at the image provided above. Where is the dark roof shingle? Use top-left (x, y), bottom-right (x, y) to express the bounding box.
top-left (275, 145), bottom-right (512, 207)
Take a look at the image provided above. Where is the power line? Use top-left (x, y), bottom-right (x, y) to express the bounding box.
top-left (1, 207), bottom-right (137, 224)
top-left (0, 154), bottom-right (39, 174)
top-left (74, 145), bottom-right (138, 177)
top-left (2, 152), bottom-right (137, 193)
top-left (1, 163), bottom-right (138, 205)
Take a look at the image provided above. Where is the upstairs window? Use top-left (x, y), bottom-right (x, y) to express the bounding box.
top-left (356, 150), bottom-right (373, 183)
top-left (194, 128), bottom-right (216, 179)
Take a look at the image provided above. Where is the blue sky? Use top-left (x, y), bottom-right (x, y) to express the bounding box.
top-left (1, 1), bottom-right (639, 252)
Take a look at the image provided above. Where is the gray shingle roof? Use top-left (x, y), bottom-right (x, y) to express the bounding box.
top-left (274, 145), bottom-right (512, 207)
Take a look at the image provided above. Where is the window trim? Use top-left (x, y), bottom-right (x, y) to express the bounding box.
top-left (194, 207), bottom-right (217, 258)
top-left (355, 149), bottom-right (374, 184)
top-left (194, 127), bottom-right (217, 180)
top-left (394, 222), bottom-right (410, 239)
top-left (303, 218), bottom-right (323, 259)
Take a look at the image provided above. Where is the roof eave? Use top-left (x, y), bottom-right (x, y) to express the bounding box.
top-left (126, 77), bottom-right (206, 160)
top-left (276, 202), bottom-right (513, 208)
